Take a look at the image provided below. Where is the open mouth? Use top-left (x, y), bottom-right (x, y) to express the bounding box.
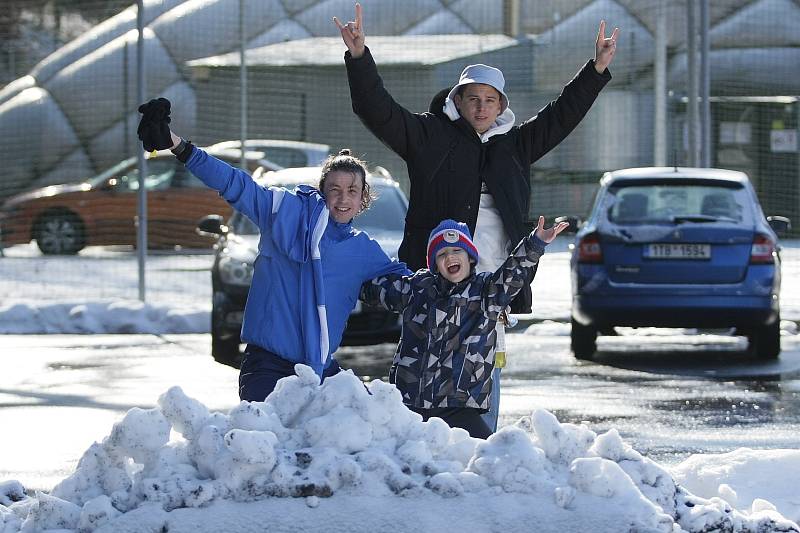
top-left (446, 264), bottom-right (461, 275)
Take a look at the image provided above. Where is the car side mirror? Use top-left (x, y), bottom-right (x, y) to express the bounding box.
top-left (767, 215), bottom-right (791, 235)
top-left (554, 215), bottom-right (581, 234)
top-left (197, 214), bottom-right (227, 237)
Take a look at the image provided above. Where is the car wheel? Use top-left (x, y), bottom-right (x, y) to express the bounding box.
top-left (35, 211), bottom-right (85, 255)
top-left (746, 320), bottom-right (781, 361)
top-left (571, 318), bottom-right (597, 360)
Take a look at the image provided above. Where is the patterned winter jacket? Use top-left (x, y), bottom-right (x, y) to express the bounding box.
top-left (361, 233), bottom-right (547, 410)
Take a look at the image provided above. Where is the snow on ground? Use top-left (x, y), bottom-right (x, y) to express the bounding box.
top-left (1, 368), bottom-right (799, 533)
top-left (0, 299), bottom-right (208, 335)
top-left (672, 448), bottom-right (800, 525)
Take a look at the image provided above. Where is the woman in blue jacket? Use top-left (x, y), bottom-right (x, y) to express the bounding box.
top-left (137, 102), bottom-right (409, 401)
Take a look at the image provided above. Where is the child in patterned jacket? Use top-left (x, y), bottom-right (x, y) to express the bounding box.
top-left (360, 216), bottom-right (567, 438)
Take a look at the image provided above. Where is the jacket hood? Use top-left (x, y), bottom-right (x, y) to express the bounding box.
top-left (428, 86), bottom-right (452, 117)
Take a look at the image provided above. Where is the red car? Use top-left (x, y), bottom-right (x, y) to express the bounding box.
top-left (0, 148), bottom-right (280, 255)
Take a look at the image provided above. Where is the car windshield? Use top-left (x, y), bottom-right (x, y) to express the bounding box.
top-left (606, 182), bottom-right (749, 223)
top-left (210, 141), bottom-right (329, 168)
top-left (85, 158), bottom-right (178, 191)
top-left (86, 158), bottom-right (136, 186)
top-left (231, 182), bottom-right (406, 235)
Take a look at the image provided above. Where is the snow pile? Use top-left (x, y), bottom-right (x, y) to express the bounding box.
top-left (672, 448), bottom-right (800, 525)
top-left (0, 299), bottom-right (208, 334)
top-left (1, 366), bottom-right (798, 533)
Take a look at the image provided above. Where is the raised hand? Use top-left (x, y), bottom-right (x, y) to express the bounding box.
top-left (333, 3), bottom-right (365, 59)
top-left (137, 98), bottom-right (173, 152)
top-left (594, 20), bottom-right (620, 73)
top-left (533, 215), bottom-right (569, 244)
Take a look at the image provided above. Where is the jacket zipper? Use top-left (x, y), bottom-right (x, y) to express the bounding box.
top-left (420, 309), bottom-right (432, 407)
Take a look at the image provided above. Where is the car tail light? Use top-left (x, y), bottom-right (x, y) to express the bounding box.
top-left (577, 232), bottom-right (603, 264)
top-left (750, 234), bottom-right (775, 264)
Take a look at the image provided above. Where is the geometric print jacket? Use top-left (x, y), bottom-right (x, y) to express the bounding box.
top-left (360, 233), bottom-right (546, 411)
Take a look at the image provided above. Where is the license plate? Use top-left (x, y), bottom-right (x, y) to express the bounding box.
top-left (644, 243), bottom-right (711, 259)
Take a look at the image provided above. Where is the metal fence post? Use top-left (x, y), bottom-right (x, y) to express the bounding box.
top-left (687, 0), bottom-right (699, 167)
top-left (700, 0), bottom-right (711, 168)
top-left (654, 0), bottom-right (667, 166)
top-left (136, 0), bottom-right (147, 302)
top-left (240, 0), bottom-right (248, 170)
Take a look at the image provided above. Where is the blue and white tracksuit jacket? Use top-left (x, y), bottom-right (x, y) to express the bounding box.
top-left (185, 148), bottom-right (409, 376)
top-left (361, 234), bottom-right (546, 410)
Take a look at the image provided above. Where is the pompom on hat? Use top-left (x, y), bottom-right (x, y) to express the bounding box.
top-left (427, 219), bottom-right (479, 273)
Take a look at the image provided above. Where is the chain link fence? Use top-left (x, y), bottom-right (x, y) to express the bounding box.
top-left (0, 0), bottom-right (798, 308)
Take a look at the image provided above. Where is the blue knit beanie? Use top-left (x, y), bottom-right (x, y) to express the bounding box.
top-left (427, 219), bottom-right (479, 273)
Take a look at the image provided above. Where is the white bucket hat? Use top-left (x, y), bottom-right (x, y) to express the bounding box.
top-left (446, 64), bottom-right (509, 112)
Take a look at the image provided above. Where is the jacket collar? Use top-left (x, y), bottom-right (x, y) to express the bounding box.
top-left (434, 269), bottom-right (477, 293)
top-left (326, 218), bottom-right (354, 241)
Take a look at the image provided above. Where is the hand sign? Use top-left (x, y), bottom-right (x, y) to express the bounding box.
top-left (594, 20), bottom-right (620, 73)
top-left (333, 3), bottom-right (365, 59)
top-left (533, 216), bottom-right (570, 244)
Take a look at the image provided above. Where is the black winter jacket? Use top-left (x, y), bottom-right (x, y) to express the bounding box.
top-left (345, 47), bottom-right (610, 312)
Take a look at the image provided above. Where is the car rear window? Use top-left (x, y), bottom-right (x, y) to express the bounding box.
top-left (259, 147), bottom-right (308, 168)
top-left (606, 181), bottom-right (750, 223)
top-left (353, 185), bottom-right (406, 233)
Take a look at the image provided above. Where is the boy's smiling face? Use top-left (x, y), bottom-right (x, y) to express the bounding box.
top-left (435, 246), bottom-right (471, 283)
top-left (322, 170), bottom-right (363, 223)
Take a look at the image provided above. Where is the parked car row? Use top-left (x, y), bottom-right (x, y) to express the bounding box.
top-left (561, 166), bottom-right (791, 361)
top-left (0, 140), bottom-right (330, 255)
top-left (2, 153), bottom-right (791, 362)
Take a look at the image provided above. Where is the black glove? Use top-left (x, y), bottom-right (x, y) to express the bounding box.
top-left (137, 97), bottom-right (173, 152)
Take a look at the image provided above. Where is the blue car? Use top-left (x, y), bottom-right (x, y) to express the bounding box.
top-left (565, 167), bottom-right (791, 361)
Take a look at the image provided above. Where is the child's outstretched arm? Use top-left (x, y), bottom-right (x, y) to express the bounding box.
top-left (533, 214), bottom-right (570, 244)
top-left (360, 272), bottom-right (414, 314)
top-left (482, 216), bottom-right (569, 318)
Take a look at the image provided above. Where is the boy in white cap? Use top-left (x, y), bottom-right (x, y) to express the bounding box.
top-left (336, 3), bottom-right (619, 432)
top-left (360, 216), bottom-right (568, 439)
